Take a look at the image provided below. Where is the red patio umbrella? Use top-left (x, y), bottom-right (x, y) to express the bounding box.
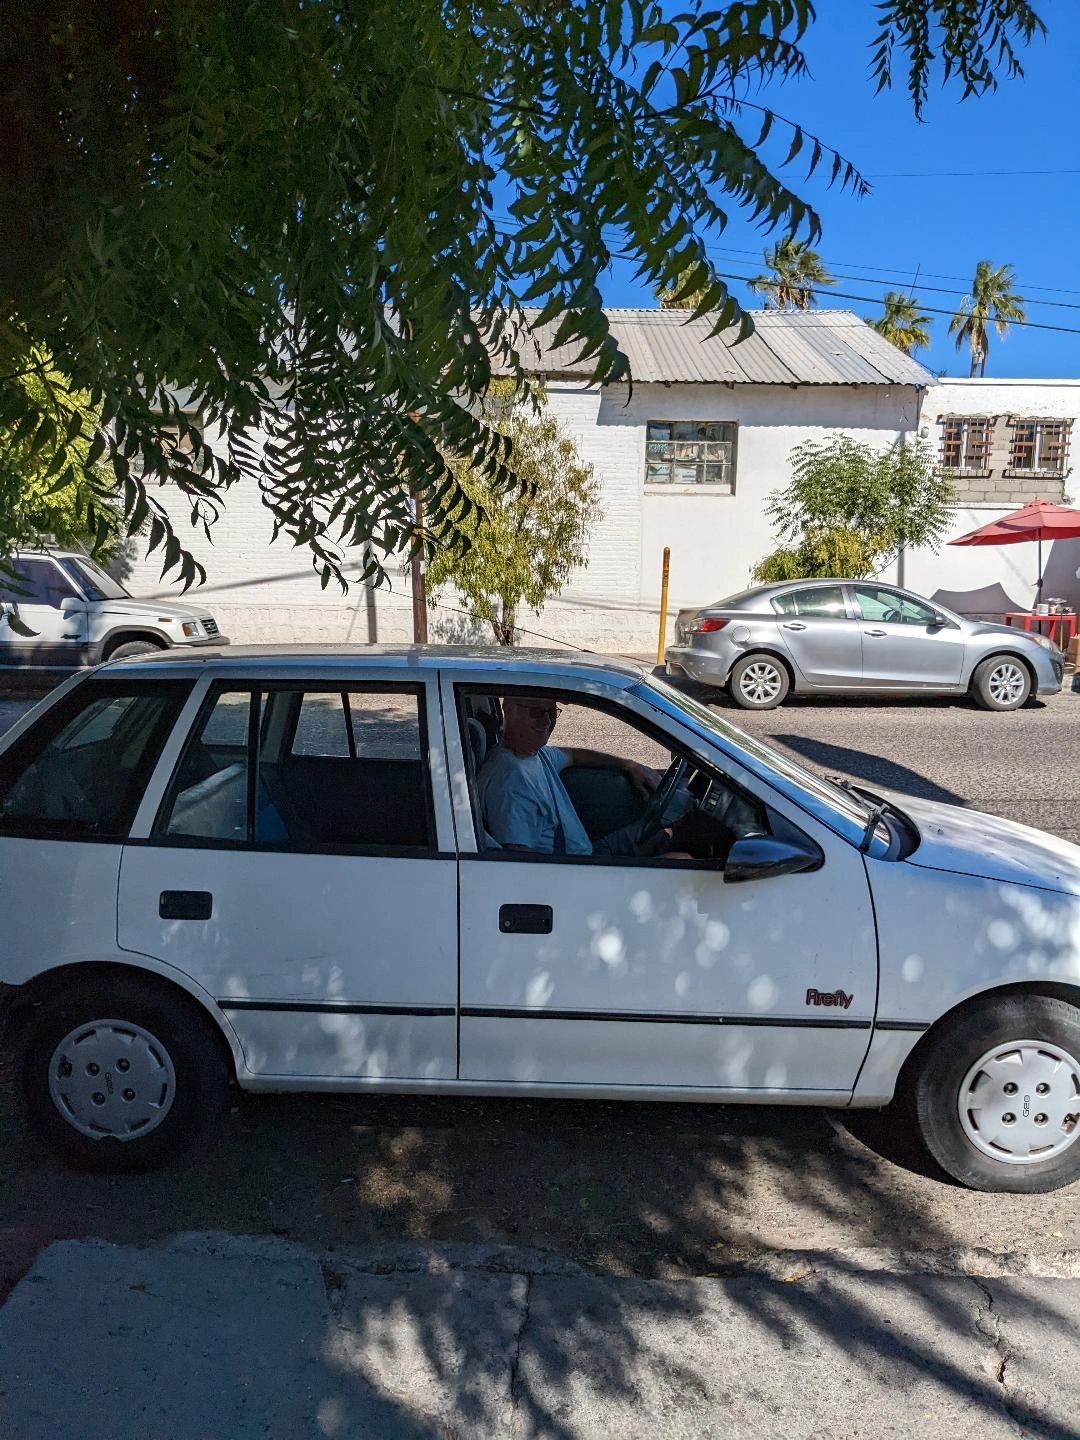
top-left (949, 500), bottom-right (1080, 601)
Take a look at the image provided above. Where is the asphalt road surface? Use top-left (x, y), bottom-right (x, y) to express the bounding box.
top-left (1, 683), bottom-right (1079, 1305)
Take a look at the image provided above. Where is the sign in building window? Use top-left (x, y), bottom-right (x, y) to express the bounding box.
top-left (1008, 419), bottom-right (1072, 477)
top-left (645, 421), bottom-right (737, 491)
top-left (939, 417), bottom-right (992, 473)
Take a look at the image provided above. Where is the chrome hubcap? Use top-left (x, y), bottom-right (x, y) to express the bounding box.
top-left (988, 663), bottom-right (1026, 706)
top-left (959, 1039), bottom-right (1080, 1165)
top-left (48, 1020), bottom-right (177, 1141)
top-left (739, 662), bottom-right (783, 704)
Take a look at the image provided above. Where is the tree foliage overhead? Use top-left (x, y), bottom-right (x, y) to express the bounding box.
top-left (0, 1), bottom-right (1045, 588)
top-left (749, 236), bottom-right (835, 311)
top-left (949, 260), bottom-right (1027, 377)
top-left (0, 359), bottom-right (120, 565)
top-left (753, 433), bottom-right (955, 581)
top-left (424, 380), bottom-right (600, 646)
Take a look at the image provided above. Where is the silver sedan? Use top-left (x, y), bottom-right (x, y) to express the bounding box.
top-left (665, 579), bottom-right (1065, 711)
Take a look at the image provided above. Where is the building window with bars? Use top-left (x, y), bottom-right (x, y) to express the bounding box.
top-left (1007, 419), bottom-right (1072, 476)
top-left (645, 421), bottom-right (737, 491)
top-left (939, 417), bottom-right (993, 473)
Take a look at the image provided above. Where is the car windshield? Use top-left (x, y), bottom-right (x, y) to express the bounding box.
top-left (642, 675), bottom-right (873, 827)
top-left (58, 557), bottom-right (130, 602)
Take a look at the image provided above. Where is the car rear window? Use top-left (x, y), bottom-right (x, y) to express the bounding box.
top-left (0, 679), bottom-right (191, 840)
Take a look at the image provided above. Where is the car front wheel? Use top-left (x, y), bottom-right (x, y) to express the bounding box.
top-left (728, 653), bottom-right (790, 710)
top-left (912, 994), bottom-right (1080, 1193)
top-left (970, 655), bottom-right (1032, 711)
top-left (20, 976), bottom-right (229, 1172)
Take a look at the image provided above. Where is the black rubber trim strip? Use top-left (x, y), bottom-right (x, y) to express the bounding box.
top-left (217, 999), bottom-right (455, 1017)
top-left (874, 1019), bottom-right (931, 1032)
top-left (460, 1005), bottom-right (870, 1030)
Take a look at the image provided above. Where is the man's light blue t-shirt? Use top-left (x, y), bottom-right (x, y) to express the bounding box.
top-left (476, 744), bottom-right (593, 854)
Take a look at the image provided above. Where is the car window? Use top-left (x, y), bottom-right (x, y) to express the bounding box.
top-left (853, 586), bottom-right (938, 625)
top-left (157, 683), bottom-right (433, 851)
top-left (0, 680), bottom-right (190, 840)
top-left (292, 693), bottom-right (351, 756)
top-left (773, 586), bottom-right (847, 618)
top-left (57, 557), bottom-right (130, 602)
top-left (458, 684), bottom-right (768, 862)
top-left (0, 559), bottom-right (80, 608)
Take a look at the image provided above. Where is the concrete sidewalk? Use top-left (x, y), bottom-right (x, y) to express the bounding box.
top-left (1, 1235), bottom-right (1077, 1439)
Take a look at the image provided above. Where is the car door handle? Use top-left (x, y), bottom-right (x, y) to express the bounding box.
top-left (499, 904), bottom-right (553, 935)
top-left (782, 621), bottom-right (806, 631)
top-left (159, 890), bottom-right (213, 920)
top-left (864, 628), bottom-right (887, 637)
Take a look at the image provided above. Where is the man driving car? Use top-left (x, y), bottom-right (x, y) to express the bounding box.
top-left (475, 696), bottom-right (689, 857)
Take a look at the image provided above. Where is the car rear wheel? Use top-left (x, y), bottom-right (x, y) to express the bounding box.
top-left (912, 994), bottom-right (1080, 1192)
top-left (20, 976), bottom-right (229, 1172)
top-left (728, 654), bottom-right (790, 710)
top-left (970, 655), bottom-right (1032, 711)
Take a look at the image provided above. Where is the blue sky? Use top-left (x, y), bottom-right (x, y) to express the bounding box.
top-left (601, 0), bottom-right (1080, 378)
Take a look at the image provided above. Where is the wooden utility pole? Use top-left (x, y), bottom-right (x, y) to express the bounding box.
top-left (410, 485), bottom-right (428, 644)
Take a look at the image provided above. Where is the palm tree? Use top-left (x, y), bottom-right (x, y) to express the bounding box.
top-left (871, 292), bottom-right (932, 355)
top-left (657, 263), bottom-right (710, 311)
top-left (949, 260), bottom-right (1026, 377)
top-left (749, 237), bottom-right (834, 311)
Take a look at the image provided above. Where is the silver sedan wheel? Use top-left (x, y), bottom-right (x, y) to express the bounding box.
top-left (987, 661), bottom-right (1027, 707)
top-left (959, 1039), bottom-right (1080, 1165)
top-left (738, 660), bottom-right (784, 706)
top-left (48, 1019), bottom-right (177, 1141)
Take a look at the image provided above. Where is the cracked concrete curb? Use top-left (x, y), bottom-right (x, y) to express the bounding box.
top-left (147, 1230), bottom-right (1080, 1281)
top-left (2, 1233), bottom-right (1078, 1439)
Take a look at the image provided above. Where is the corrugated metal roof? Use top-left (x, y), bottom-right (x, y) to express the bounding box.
top-left (511, 308), bottom-right (933, 387)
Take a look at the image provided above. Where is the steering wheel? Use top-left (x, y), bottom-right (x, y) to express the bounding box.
top-left (882, 608), bottom-right (902, 623)
top-left (635, 756), bottom-right (693, 845)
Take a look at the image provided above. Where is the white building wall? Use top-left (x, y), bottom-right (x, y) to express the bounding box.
top-left (118, 376), bottom-right (1080, 653)
top-left (892, 379), bottom-right (1080, 616)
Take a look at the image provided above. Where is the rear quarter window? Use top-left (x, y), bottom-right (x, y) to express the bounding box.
top-left (0, 679), bottom-right (191, 840)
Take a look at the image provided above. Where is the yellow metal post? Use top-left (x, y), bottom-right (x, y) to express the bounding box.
top-left (656, 546), bottom-right (671, 666)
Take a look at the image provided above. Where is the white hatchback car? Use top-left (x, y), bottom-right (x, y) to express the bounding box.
top-left (1, 646), bottom-right (1079, 1193)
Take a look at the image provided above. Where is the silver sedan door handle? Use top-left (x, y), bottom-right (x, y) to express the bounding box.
top-left (782, 621), bottom-right (806, 631)
top-left (865, 628), bottom-right (887, 637)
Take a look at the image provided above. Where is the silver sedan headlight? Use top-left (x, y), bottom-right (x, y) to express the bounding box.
top-left (1031, 633), bottom-right (1063, 656)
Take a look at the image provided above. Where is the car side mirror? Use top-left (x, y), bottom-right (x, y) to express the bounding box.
top-left (931, 612), bottom-right (957, 629)
top-left (59, 596), bottom-right (86, 615)
top-left (724, 835), bottom-right (822, 884)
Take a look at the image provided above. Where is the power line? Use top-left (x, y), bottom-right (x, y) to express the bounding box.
top-left (703, 254), bottom-right (1080, 311)
top-left (705, 267), bottom-right (1080, 337)
top-left (492, 214), bottom-right (1080, 299)
top-left (863, 168), bottom-right (1080, 179)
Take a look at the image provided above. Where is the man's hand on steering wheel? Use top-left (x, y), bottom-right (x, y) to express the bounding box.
top-left (635, 756), bottom-right (694, 846)
top-left (625, 760), bottom-right (660, 801)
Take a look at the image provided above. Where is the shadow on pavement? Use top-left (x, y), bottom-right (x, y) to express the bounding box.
top-left (771, 732), bottom-right (966, 805)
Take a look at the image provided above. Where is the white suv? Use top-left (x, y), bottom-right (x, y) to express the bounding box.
top-left (0, 550), bottom-right (226, 668)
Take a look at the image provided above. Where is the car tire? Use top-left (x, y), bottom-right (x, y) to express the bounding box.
top-left (912, 993), bottom-right (1080, 1193)
top-left (20, 976), bottom-right (229, 1173)
top-left (728, 654), bottom-right (790, 710)
top-left (970, 655), bottom-right (1032, 711)
top-left (106, 640), bottom-right (164, 662)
